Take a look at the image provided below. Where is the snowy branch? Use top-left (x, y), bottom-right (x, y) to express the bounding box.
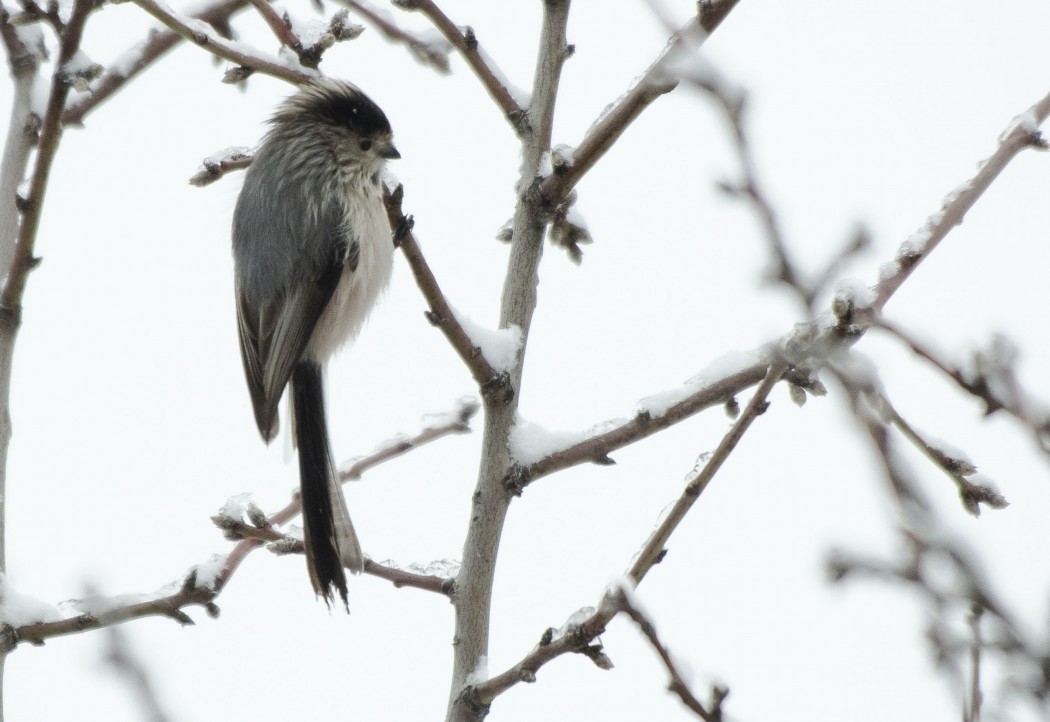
top-left (189, 146), bottom-right (254, 186)
top-left (1, 0), bottom-right (95, 311)
top-left (537, 2), bottom-right (742, 208)
top-left (65, 0), bottom-right (248, 125)
top-left (246, 0), bottom-right (302, 57)
top-left (392, 0), bottom-right (525, 130)
top-left (875, 391), bottom-right (1008, 517)
top-left (1, 400), bottom-right (474, 650)
top-left (214, 397), bottom-right (477, 592)
top-left (129, 0), bottom-right (316, 84)
top-left (515, 360), bottom-right (772, 488)
top-left (383, 185), bottom-right (508, 399)
top-left (706, 86), bottom-right (805, 302)
top-left (829, 366), bottom-right (1050, 713)
top-left (4, 571), bottom-right (220, 652)
top-left (340, 0), bottom-right (450, 73)
top-left (875, 320), bottom-right (1050, 459)
top-left (873, 91), bottom-right (1050, 311)
top-left (446, 4), bottom-right (573, 721)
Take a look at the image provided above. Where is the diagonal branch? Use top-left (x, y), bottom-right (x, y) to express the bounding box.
top-left (874, 319), bottom-right (1050, 459)
top-left (610, 588), bottom-right (726, 721)
top-left (64, 0), bottom-right (247, 125)
top-left (129, 0), bottom-right (316, 84)
top-left (539, 1), bottom-right (741, 207)
top-left (519, 361), bottom-right (771, 486)
top-left (874, 391), bottom-right (1008, 517)
top-left (1, 0), bottom-right (96, 311)
top-left (339, 0), bottom-right (450, 73)
top-left (3, 401), bottom-right (474, 649)
top-left (383, 186), bottom-right (507, 399)
top-left (392, 0), bottom-right (525, 129)
top-left (873, 91), bottom-right (1050, 310)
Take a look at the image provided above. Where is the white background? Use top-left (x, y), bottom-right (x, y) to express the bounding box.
top-left (2, 1), bottom-right (1050, 720)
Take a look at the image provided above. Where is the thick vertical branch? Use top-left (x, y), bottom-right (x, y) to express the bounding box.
top-left (447, 3), bottom-right (572, 721)
top-left (2, 0), bottom-right (95, 310)
top-left (0, 8), bottom-right (94, 718)
top-left (0, 26), bottom-right (44, 722)
top-left (0, 24), bottom-right (42, 579)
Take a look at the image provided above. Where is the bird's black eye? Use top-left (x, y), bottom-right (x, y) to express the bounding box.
top-left (359, 140), bottom-right (372, 152)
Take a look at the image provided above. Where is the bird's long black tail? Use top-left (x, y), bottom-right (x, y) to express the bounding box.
top-left (291, 360), bottom-right (364, 609)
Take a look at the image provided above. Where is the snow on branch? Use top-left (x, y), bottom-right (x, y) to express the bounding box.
top-left (64, 0), bottom-right (248, 125)
top-left (873, 91), bottom-right (1050, 311)
top-left (383, 184), bottom-right (511, 402)
top-left (0, 400), bottom-right (475, 650)
top-left (129, 0), bottom-right (317, 84)
top-left (391, 0), bottom-right (527, 130)
top-left (339, 0), bottom-right (451, 73)
top-left (538, 2), bottom-right (741, 208)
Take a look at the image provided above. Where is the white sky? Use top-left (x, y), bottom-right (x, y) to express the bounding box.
top-left (2, 1), bottom-right (1050, 720)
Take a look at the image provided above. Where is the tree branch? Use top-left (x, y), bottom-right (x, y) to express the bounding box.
top-left (446, 4), bottom-right (573, 720)
top-left (188, 146), bottom-right (254, 187)
top-left (383, 186), bottom-right (507, 399)
top-left (246, 0), bottom-right (302, 54)
top-left (129, 0), bottom-right (316, 84)
top-left (610, 588), bottom-right (725, 721)
top-left (339, 0), bottom-right (450, 73)
top-left (64, 0), bottom-right (248, 125)
top-left (3, 400), bottom-right (474, 649)
top-left (873, 91), bottom-right (1050, 310)
top-left (517, 360), bottom-right (771, 489)
top-left (874, 391), bottom-right (1008, 517)
top-left (874, 319), bottom-right (1050, 458)
top-left (5, 571), bottom-right (219, 651)
top-left (538, 2), bottom-right (742, 207)
top-left (392, 0), bottom-right (525, 129)
top-left (1, 0), bottom-right (96, 311)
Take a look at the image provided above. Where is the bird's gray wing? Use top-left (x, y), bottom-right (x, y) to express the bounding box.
top-left (233, 151), bottom-right (348, 442)
top-left (235, 269), bottom-right (340, 442)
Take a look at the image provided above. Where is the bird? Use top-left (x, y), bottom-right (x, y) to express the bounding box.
top-left (232, 79), bottom-right (399, 608)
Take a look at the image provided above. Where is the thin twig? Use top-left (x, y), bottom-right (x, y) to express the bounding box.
top-left (627, 364), bottom-right (784, 582)
top-left (247, 0), bottom-right (300, 52)
top-left (1, 0), bottom-right (95, 311)
top-left (873, 91), bottom-right (1050, 310)
top-left (64, 0), bottom-right (248, 125)
top-left (392, 0), bottom-right (524, 128)
top-left (610, 588), bottom-right (724, 721)
top-left (7, 572), bottom-right (219, 651)
top-left (129, 0), bottom-right (315, 84)
top-left (339, 0), bottom-right (450, 73)
top-left (830, 365), bottom-right (1050, 710)
top-left (874, 319), bottom-right (1050, 458)
top-left (519, 360), bottom-right (771, 488)
top-left (875, 391), bottom-right (1008, 517)
top-left (965, 604), bottom-right (983, 722)
top-left (383, 185), bottom-right (507, 400)
top-left (3, 402), bottom-right (474, 649)
top-left (103, 622), bottom-right (175, 722)
top-left (707, 88), bottom-right (805, 302)
top-left (538, 2), bottom-right (741, 207)
top-left (188, 147), bottom-right (254, 187)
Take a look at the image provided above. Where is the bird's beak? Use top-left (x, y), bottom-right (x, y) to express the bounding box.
top-left (377, 141), bottom-right (400, 160)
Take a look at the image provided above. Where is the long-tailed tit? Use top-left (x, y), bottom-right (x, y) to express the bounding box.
top-left (232, 79), bottom-right (399, 608)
